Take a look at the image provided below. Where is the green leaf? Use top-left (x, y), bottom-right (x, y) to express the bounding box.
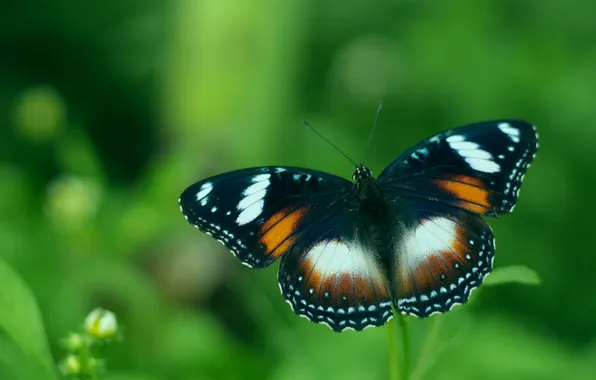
top-left (484, 265), bottom-right (541, 286)
top-left (409, 308), bottom-right (476, 380)
top-left (0, 258), bottom-right (57, 377)
top-left (0, 331), bottom-right (57, 380)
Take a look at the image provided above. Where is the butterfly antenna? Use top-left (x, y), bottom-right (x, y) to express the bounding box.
top-left (361, 100), bottom-right (383, 164)
top-left (302, 120), bottom-right (358, 167)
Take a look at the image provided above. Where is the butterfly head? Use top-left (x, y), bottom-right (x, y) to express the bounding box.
top-left (353, 164), bottom-right (373, 181)
top-left (353, 164), bottom-right (376, 192)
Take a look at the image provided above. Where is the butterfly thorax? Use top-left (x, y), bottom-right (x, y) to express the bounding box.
top-left (351, 164), bottom-right (394, 259)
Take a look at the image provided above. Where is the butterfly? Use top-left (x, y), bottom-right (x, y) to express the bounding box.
top-left (179, 119), bottom-right (538, 332)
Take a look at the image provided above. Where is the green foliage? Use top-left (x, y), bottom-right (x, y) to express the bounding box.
top-left (0, 258), bottom-right (57, 379)
top-left (0, 333), bottom-right (57, 380)
top-left (484, 265), bottom-right (541, 287)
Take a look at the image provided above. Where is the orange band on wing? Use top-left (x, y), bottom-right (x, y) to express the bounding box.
top-left (413, 260), bottom-right (436, 290)
top-left (299, 240), bottom-right (391, 304)
top-left (304, 262), bottom-right (391, 304)
top-left (450, 223), bottom-right (469, 261)
top-left (433, 223), bottom-right (473, 275)
top-left (398, 268), bottom-right (414, 295)
top-left (259, 207), bottom-right (308, 259)
top-left (433, 175), bottom-right (491, 214)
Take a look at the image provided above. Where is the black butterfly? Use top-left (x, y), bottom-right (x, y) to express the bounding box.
top-left (179, 120), bottom-right (538, 332)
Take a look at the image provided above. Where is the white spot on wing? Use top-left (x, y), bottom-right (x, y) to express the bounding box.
top-left (237, 188), bottom-right (266, 211)
top-left (252, 173), bottom-right (271, 182)
top-left (449, 141), bottom-right (479, 151)
top-left (499, 123), bottom-right (521, 143)
top-left (242, 179), bottom-right (269, 196)
top-left (236, 200), bottom-right (264, 225)
top-left (459, 149), bottom-right (492, 160)
top-left (465, 158), bottom-right (500, 173)
top-left (498, 122), bottom-right (519, 136)
top-left (446, 135), bottom-right (465, 143)
top-left (196, 182), bottom-right (213, 201)
top-left (235, 175), bottom-right (270, 225)
top-left (447, 136), bottom-right (499, 173)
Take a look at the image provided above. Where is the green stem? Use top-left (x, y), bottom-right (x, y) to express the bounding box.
top-left (410, 316), bottom-right (443, 380)
top-left (388, 311), bottom-right (410, 380)
top-left (78, 337), bottom-right (98, 380)
top-left (398, 313), bottom-right (410, 380)
top-left (387, 319), bottom-right (400, 380)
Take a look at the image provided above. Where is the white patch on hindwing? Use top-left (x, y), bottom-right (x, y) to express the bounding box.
top-left (395, 223), bottom-right (495, 319)
top-left (399, 217), bottom-right (458, 268)
top-left (276, 240), bottom-right (394, 332)
top-left (303, 240), bottom-right (385, 280)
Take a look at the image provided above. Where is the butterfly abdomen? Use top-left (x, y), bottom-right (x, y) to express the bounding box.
top-left (355, 187), bottom-right (396, 273)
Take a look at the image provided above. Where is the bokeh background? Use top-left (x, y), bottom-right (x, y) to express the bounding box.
top-left (1, 0), bottom-right (595, 379)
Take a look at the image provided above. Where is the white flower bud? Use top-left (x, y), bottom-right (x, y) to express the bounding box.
top-left (85, 308), bottom-right (118, 339)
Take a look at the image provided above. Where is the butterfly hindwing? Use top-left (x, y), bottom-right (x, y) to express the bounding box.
top-left (277, 209), bottom-right (394, 332)
top-left (378, 120), bottom-right (538, 216)
top-left (389, 200), bottom-right (494, 317)
top-left (179, 167), bottom-right (351, 268)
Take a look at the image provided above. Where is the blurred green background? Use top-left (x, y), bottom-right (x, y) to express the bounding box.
top-left (1, 0), bottom-right (595, 379)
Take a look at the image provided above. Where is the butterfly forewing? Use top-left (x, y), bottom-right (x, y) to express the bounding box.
top-left (378, 120), bottom-right (538, 216)
top-left (179, 167), bottom-right (351, 268)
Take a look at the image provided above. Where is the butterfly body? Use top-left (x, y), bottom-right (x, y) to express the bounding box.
top-left (179, 120), bottom-right (538, 332)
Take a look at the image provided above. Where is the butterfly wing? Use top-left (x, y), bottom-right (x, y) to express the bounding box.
top-left (180, 166), bottom-right (393, 331)
top-left (277, 209), bottom-right (393, 332)
top-left (379, 120), bottom-right (537, 316)
top-left (179, 166), bottom-right (351, 268)
top-left (387, 199), bottom-right (494, 317)
top-left (378, 120), bottom-right (538, 216)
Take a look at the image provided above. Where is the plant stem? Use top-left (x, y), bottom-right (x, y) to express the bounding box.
top-left (410, 316), bottom-right (443, 380)
top-left (78, 337), bottom-right (97, 380)
top-left (388, 311), bottom-right (411, 380)
top-left (398, 313), bottom-right (410, 380)
top-left (387, 318), bottom-right (400, 380)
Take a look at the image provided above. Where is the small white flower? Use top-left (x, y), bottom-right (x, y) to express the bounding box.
top-left (85, 308), bottom-right (118, 339)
